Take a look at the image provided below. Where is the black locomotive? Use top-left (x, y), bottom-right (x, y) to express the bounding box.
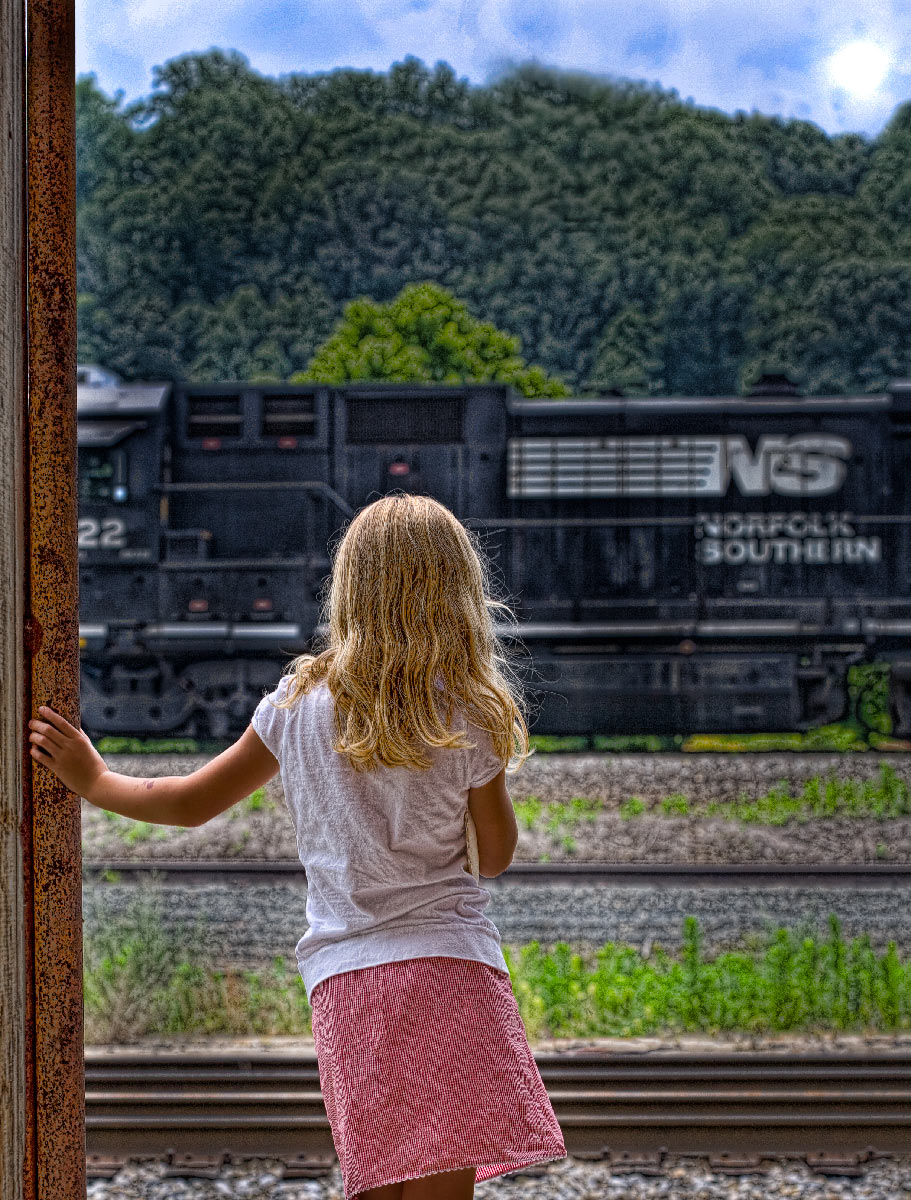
top-left (76, 364), bottom-right (911, 739)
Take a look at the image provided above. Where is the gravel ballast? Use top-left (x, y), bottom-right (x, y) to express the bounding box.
top-left (82, 880), bottom-right (911, 968)
top-left (82, 751), bottom-right (911, 967)
top-left (82, 753), bottom-right (911, 1195)
top-left (82, 752), bottom-right (911, 866)
top-left (86, 1153), bottom-right (911, 1198)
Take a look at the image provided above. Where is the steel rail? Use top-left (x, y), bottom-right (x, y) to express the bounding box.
top-left (82, 859), bottom-right (911, 888)
top-left (83, 1048), bottom-right (911, 1174)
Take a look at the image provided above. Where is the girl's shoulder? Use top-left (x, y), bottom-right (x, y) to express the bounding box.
top-left (264, 673), bottom-right (328, 709)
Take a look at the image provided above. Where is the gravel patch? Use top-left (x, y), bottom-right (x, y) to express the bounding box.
top-left (82, 753), bottom-right (911, 866)
top-left (85, 1153), bottom-right (911, 1198)
top-left (82, 752), bottom-right (911, 1050)
top-left (86, 1031), bottom-right (911, 1056)
top-left (82, 881), bottom-right (911, 969)
top-left (82, 753), bottom-right (911, 1196)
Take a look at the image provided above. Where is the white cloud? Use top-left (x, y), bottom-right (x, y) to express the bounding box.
top-left (75, 0), bottom-right (911, 136)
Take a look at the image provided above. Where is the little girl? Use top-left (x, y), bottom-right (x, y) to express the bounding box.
top-left (29, 492), bottom-right (567, 1200)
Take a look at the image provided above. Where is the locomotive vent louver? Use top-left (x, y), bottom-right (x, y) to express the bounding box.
top-left (745, 372), bottom-right (803, 398)
top-left (186, 393), bottom-right (242, 438)
top-left (261, 392), bottom-right (317, 438)
top-left (508, 436), bottom-right (724, 497)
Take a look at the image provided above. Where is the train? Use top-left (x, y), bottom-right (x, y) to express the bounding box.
top-left (75, 364), bottom-right (911, 739)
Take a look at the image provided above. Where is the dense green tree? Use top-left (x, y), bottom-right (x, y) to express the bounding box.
top-left (588, 302), bottom-right (665, 395)
top-left (741, 258), bottom-right (911, 395)
top-left (294, 280), bottom-right (569, 396)
top-left (174, 280), bottom-right (338, 381)
top-left (859, 102), bottom-right (911, 247)
top-left (74, 51), bottom-right (909, 393)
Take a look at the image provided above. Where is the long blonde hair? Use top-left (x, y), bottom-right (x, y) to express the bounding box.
top-left (268, 492), bottom-right (533, 774)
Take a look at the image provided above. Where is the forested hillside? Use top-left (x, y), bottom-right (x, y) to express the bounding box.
top-left (76, 50), bottom-right (911, 394)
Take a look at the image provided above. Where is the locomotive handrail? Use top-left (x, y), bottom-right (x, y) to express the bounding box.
top-left (508, 394), bottom-right (893, 414)
top-left (152, 503), bottom-right (911, 530)
top-left (157, 479), bottom-right (353, 517)
top-left (463, 516), bottom-right (696, 527)
top-left (312, 618), bottom-right (821, 640)
top-left (464, 515), bottom-right (911, 527)
top-left (158, 556), bottom-right (328, 570)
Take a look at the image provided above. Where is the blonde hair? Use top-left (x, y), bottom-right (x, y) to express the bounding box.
top-left (268, 492), bottom-right (533, 774)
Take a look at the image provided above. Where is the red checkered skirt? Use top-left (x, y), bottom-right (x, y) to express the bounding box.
top-left (309, 955), bottom-right (567, 1199)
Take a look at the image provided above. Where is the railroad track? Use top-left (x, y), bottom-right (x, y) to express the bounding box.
top-left (84, 1048), bottom-right (911, 1178)
top-left (83, 859), bottom-right (911, 888)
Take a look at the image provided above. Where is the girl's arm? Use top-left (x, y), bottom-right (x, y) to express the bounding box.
top-left (28, 705), bottom-right (280, 827)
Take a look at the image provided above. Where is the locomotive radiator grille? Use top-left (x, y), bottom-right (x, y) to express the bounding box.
top-left (507, 436), bottom-right (722, 497)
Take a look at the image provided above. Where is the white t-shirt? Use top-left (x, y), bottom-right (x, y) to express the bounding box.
top-left (250, 675), bottom-right (510, 1002)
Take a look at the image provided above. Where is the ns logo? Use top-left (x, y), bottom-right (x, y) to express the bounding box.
top-left (723, 435), bottom-right (851, 496)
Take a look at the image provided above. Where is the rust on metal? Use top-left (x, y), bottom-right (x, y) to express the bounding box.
top-left (24, 0), bottom-right (86, 1196)
top-left (23, 615), bottom-right (44, 656)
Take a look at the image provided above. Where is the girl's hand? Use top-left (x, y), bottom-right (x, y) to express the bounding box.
top-left (28, 706), bottom-right (109, 800)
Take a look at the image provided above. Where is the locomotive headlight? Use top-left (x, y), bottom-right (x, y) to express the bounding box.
top-left (113, 485), bottom-right (128, 502)
top-left (678, 639), bottom-right (696, 655)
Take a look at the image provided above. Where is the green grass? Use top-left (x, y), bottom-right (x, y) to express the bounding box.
top-left (83, 891), bottom-right (311, 1042)
top-left (514, 794), bottom-right (602, 847)
top-left (91, 722), bottom-right (908, 759)
top-left (616, 764), bottom-right (911, 826)
top-left (94, 736), bottom-right (206, 755)
top-left (97, 811), bottom-right (181, 840)
top-left (225, 786), bottom-right (276, 819)
top-left (680, 723), bottom-right (879, 753)
top-left (618, 795), bottom-right (646, 820)
top-left (513, 766), bottom-right (911, 843)
top-left (504, 915), bottom-right (911, 1040)
top-left (98, 808), bottom-right (174, 842)
top-left (82, 894), bottom-right (911, 1044)
top-left (93, 786), bottom-right (273, 839)
top-left (659, 792), bottom-right (690, 816)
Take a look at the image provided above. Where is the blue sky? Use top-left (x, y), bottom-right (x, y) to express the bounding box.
top-left (76, 0), bottom-right (911, 138)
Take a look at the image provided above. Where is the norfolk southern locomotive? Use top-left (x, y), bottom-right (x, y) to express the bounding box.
top-left (76, 364), bottom-right (911, 739)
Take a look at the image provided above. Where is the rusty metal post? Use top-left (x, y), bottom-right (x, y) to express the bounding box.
top-left (1, 1), bottom-right (29, 1198)
top-left (23, 0), bottom-right (85, 1195)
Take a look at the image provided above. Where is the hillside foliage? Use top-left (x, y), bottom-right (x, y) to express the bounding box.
top-left (76, 51), bottom-right (911, 393)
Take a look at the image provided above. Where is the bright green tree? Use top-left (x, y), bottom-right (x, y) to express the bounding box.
top-left (292, 280), bottom-right (571, 397)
